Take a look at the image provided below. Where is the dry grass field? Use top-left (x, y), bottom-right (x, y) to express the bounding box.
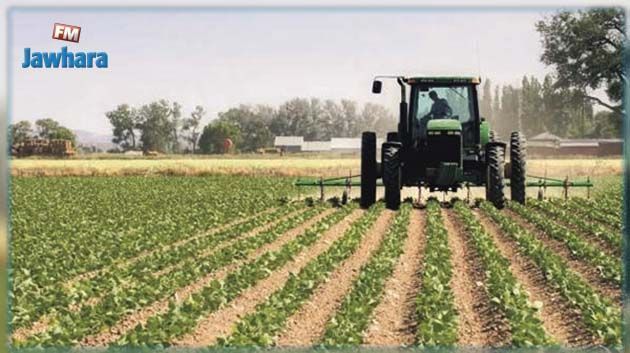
top-left (10, 157), bottom-right (622, 178)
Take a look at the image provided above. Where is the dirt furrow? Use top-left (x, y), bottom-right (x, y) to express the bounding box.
top-left (275, 210), bottom-right (395, 346)
top-left (506, 210), bottom-right (620, 304)
top-left (80, 208), bottom-right (333, 346)
top-left (362, 208), bottom-right (426, 346)
top-left (174, 209), bottom-right (366, 346)
top-left (443, 208), bottom-right (510, 347)
top-left (474, 210), bottom-right (597, 346)
top-left (63, 206), bottom-right (280, 290)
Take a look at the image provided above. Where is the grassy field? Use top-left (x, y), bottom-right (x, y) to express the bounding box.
top-left (10, 157), bottom-right (622, 178)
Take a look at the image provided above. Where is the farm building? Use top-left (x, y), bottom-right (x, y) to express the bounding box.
top-left (527, 132), bottom-right (622, 157)
top-left (302, 141), bottom-right (331, 152)
top-left (330, 138), bottom-right (361, 153)
top-left (597, 139), bottom-right (623, 156)
top-left (274, 136), bottom-right (303, 153)
top-left (528, 132), bottom-right (560, 156)
top-left (558, 140), bottom-right (600, 156)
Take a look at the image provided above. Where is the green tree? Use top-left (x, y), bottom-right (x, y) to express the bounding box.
top-left (9, 121), bottom-right (33, 144)
top-left (520, 76), bottom-right (545, 137)
top-left (217, 105), bottom-right (273, 152)
top-left (137, 100), bottom-right (180, 153)
top-left (479, 79), bottom-right (493, 121)
top-left (49, 126), bottom-right (77, 146)
top-left (361, 103), bottom-right (395, 137)
top-left (34, 118), bottom-right (77, 146)
top-left (341, 100), bottom-right (360, 137)
top-left (537, 8), bottom-right (625, 112)
top-left (496, 85), bottom-right (521, 138)
top-left (35, 118), bottom-right (60, 139)
top-left (182, 105), bottom-right (205, 153)
top-left (198, 120), bottom-right (242, 154)
top-left (492, 85), bottom-right (501, 123)
top-left (106, 104), bottom-right (138, 150)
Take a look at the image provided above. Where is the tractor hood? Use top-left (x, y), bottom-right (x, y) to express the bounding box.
top-left (427, 119), bottom-right (462, 131)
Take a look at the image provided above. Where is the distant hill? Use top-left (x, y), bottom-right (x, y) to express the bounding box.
top-left (74, 130), bottom-right (116, 151)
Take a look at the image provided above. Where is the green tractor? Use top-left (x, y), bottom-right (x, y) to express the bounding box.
top-left (361, 76), bottom-right (526, 210)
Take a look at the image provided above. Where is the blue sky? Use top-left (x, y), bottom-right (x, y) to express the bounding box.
top-left (10, 7), bottom-right (555, 134)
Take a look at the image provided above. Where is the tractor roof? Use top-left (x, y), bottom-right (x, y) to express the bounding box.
top-left (406, 76), bottom-right (481, 85)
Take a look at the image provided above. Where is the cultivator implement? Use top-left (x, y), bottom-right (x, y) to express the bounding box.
top-left (295, 173), bottom-right (593, 203)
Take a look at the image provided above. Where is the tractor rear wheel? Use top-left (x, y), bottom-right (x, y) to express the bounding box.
top-left (510, 131), bottom-right (527, 204)
top-left (382, 142), bottom-right (402, 210)
top-left (360, 132), bottom-right (377, 208)
top-left (486, 145), bottom-right (505, 209)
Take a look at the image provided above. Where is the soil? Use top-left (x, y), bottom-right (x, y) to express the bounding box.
top-left (506, 210), bottom-right (621, 304)
top-left (173, 209), bottom-right (366, 346)
top-left (475, 209), bottom-right (598, 346)
top-left (79, 208), bottom-right (334, 346)
top-left (443, 208), bottom-right (511, 347)
top-left (362, 208), bottom-right (426, 346)
top-left (275, 210), bottom-right (395, 346)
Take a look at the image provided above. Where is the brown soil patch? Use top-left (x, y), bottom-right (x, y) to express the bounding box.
top-left (80, 208), bottom-right (333, 346)
top-left (174, 209), bottom-right (366, 346)
top-left (11, 318), bottom-right (50, 344)
top-left (506, 210), bottom-right (621, 304)
top-left (475, 210), bottom-right (597, 346)
top-left (275, 210), bottom-right (395, 346)
top-left (362, 208), bottom-right (426, 346)
top-left (443, 208), bottom-right (511, 347)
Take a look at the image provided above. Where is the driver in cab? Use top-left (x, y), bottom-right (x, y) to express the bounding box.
top-left (416, 90), bottom-right (453, 141)
top-left (423, 91), bottom-right (452, 119)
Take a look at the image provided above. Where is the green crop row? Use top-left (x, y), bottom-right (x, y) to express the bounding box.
top-left (117, 203), bottom-right (357, 345)
top-left (480, 201), bottom-right (621, 346)
top-left (510, 202), bottom-right (620, 285)
top-left (531, 199), bottom-right (620, 251)
top-left (219, 202), bottom-right (385, 347)
top-left (322, 202), bottom-right (412, 345)
top-left (19, 203), bottom-right (326, 347)
top-left (13, 202), bottom-right (303, 332)
top-left (563, 198), bottom-right (621, 233)
top-left (415, 200), bottom-right (457, 346)
top-left (453, 201), bottom-right (551, 346)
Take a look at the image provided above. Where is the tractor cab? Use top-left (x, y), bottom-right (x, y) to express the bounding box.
top-left (409, 78), bottom-right (480, 148)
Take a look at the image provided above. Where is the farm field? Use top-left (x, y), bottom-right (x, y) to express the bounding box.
top-left (9, 176), bottom-right (622, 348)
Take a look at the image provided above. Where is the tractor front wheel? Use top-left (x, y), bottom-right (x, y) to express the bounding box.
top-left (486, 145), bottom-right (505, 209)
top-left (360, 132), bottom-right (377, 208)
top-left (510, 131), bottom-right (527, 204)
top-left (383, 142), bottom-right (402, 210)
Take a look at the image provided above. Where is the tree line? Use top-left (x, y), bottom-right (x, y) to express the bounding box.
top-left (106, 98), bottom-right (397, 153)
top-left (478, 75), bottom-right (619, 140)
top-left (9, 119), bottom-right (77, 145)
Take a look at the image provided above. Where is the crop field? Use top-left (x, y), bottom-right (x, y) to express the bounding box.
top-left (9, 176), bottom-right (622, 348)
